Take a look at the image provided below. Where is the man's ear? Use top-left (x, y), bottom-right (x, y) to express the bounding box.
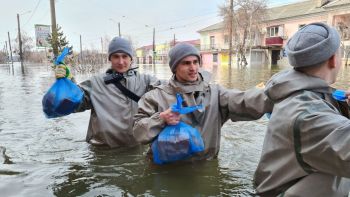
top-left (328, 54), bottom-right (336, 69)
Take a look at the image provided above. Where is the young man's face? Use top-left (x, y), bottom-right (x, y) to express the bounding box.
top-left (175, 55), bottom-right (199, 83)
top-left (110, 53), bottom-right (132, 73)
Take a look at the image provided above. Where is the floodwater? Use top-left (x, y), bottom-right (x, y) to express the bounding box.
top-left (0, 62), bottom-right (349, 197)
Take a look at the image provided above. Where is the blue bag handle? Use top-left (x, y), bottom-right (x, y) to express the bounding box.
top-left (54, 47), bottom-right (71, 66)
top-left (171, 93), bottom-right (203, 114)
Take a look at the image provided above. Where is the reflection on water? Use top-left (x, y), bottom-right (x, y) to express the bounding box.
top-left (0, 62), bottom-right (349, 197)
top-left (52, 146), bottom-right (233, 197)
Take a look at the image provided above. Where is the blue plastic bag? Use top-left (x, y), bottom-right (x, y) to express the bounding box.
top-left (42, 47), bottom-right (83, 118)
top-left (332, 89), bottom-right (347, 101)
top-left (151, 93), bottom-right (205, 165)
top-left (42, 78), bottom-right (83, 118)
top-left (54, 47), bottom-right (71, 65)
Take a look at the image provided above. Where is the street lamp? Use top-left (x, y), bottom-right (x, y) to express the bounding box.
top-left (109, 18), bottom-right (121, 37)
top-left (19, 10), bottom-right (31, 16)
top-left (144, 24), bottom-right (156, 66)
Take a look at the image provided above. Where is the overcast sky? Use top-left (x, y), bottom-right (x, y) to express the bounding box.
top-left (0, 0), bottom-right (302, 51)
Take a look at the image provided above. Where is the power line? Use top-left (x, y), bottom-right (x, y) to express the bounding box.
top-left (153, 11), bottom-right (218, 27)
top-left (23, 0), bottom-right (42, 27)
top-left (128, 14), bottom-right (220, 38)
top-left (124, 12), bottom-right (219, 36)
top-left (37, 9), bottom-right (50, 23)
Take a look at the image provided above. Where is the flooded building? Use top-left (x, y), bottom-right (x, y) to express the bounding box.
top-left (135, 39), bottom-right (200, 65)
top-left (198, 0), bottom-right (350, 66)
top-left (197, 23), bottom-right (229, 67)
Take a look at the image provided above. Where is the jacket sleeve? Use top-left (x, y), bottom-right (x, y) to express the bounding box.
top-left (295, 100), bottom-right (350, 177)
top-left (219, 86), bottom-right (273, 122)
top-left (133, 91), bottom-right (166, 144)
top-left (74, 78), bottom-right (93, 112)
top-left (146, 74), bottom-right (166, 91)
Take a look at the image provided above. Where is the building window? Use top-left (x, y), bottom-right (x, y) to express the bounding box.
top-left (210, 36), bottom-right (215, 49)
top-left (299, 24), bottom-right (306, 29)
top-left (213, 53), bottom-right (218, 62)
top-left (267, 26), bottom-right (279, 37)
top-left (224, 35), bottom-right (229, 44)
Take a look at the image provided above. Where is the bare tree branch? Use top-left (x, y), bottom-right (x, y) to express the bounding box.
top-left (219, 0), bottom-right (267, 66)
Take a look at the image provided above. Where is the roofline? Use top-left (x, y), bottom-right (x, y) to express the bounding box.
top-left (197, 22), bottom-right (224, 33)
top-left (263, 10), bottom-right (327, 23)
top-left (267, 0), bottom-right (309, 9)
top-left (264, 3), bottom-right (350, 23)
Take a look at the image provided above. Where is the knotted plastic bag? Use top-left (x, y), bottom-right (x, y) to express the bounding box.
top-left (152, 93), bottom-right (205, 165)
top-left (42, 47), bottom-right (83, 118)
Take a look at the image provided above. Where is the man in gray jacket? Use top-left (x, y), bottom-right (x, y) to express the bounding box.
top-left (133, 43), bottom-right (273, 161)
top-left (55, 37), bottom-right (159, 148)
top-left (254, 23), bottom-right (350, 196)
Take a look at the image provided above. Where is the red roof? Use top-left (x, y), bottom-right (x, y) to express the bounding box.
top-left (136, 45), bottom-right (153, 50)
top-left (178, 39), bottom-right (200, 45)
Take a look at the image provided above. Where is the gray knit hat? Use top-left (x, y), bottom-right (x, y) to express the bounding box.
top-left (108, 37), bottom-right (133, 60)
top-left (168, 43), bottom-right (201, 73)
top-left (286, 22), bottom-right (340, 68)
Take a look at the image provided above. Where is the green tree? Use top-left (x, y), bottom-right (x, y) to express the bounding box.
top-left (47, 25), bottom-right (71, 54)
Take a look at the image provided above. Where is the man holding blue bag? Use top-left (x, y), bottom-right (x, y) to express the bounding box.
top-left (133, 43), bottom-right (273, 164)
top-left (53, 37), bottom-right (160, 148)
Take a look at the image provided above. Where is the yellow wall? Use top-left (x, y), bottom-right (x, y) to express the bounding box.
top-left (155, 43), bottom-right (167, 51)
top-left (221, 53), bottom-right (229, 65)
top-left (136, 49), bottom-right (143, 57)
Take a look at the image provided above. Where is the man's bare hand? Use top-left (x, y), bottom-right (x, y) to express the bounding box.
top-left (160, 108), bottom-right (180, 125)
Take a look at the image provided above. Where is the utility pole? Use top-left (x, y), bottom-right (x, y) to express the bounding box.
top-left (173, 34), bottom-right (176, 46)
top-left (118, 22), bottom-right (121, 37)
top-left (346, 49), bottom-right (350, 66)
top-left (50, 0), bottom-right (58, 57)
top-left (5, 41), bottom-right (9, 64)
top-left (100, 37), bottom-right (104, 65)
top-left (152, 27), bottom-right (156, 67)
top-left (7, 32), bottom-right (13, 70)
top-left (228, 0), bottom-right (233, 67)
top-left (17, 13), bottom-right (24, 73)
top-left (79, 34), bottom-right (83, 64)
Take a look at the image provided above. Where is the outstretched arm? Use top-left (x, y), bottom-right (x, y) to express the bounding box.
top-left (219, 86), bottom-right (273, 122)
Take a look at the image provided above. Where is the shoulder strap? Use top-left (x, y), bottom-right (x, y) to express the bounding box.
top-left (335, 100), bottom-right (350, 118)
top-left (112, 80), bottom-right (140, 102)
top-left (310, 89), bottom-right (349, 119)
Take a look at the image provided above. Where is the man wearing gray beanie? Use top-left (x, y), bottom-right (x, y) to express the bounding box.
top-left (254, 22), bottom-right (350, 196)
top-left (133, 42), bottom-right (273, 163)
top-left (54, 37), bottom-right (160, 148)
top-left (168, 42), bottom-right (201, 73)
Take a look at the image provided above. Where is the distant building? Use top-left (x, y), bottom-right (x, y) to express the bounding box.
top-left (136, 45), bottom-right (153, 64)
top-left (135, 39), bottom-right (200, 64)
top-left (198, 0), bottom-right (350, 66)
top-left (197, 23), bottom-right (228, 66)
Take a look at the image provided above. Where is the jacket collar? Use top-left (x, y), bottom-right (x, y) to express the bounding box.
top-left (265, 69), bottom-right (333, 101)
top-left (106, 67), bottom-right (138, 78)
top-left (164, 71), bottom-right (211, 94)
